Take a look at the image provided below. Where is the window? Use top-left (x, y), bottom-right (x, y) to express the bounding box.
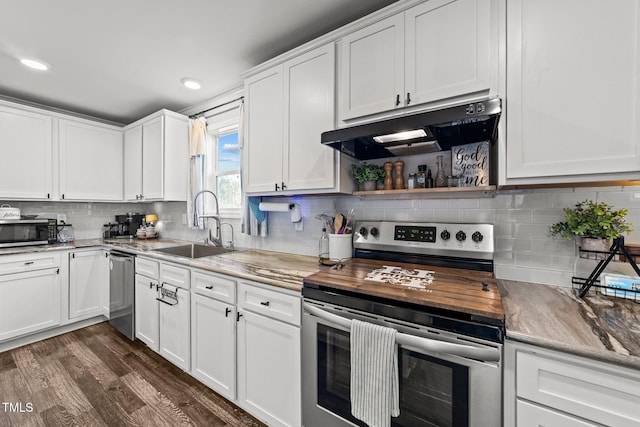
top-left (205, 111), bottom-right (242, 217)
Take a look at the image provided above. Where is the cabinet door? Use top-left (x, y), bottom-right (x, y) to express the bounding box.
top-left (142, 116), bottom-right (164, 200)
top-left (159, 286), bottom-right (190, 370)
top-left (69, 250), bottom-right (108, 320)
top-left (339, 13), bottom-right (404, 121)
top-left (124, 124), bottom-right (143, 201)
top-left (283, 44), bottom-right (336, 191)
top-left (0, 268), bottom-right (61, 342)
top-left (405, 0), bottom-right (492, 105)
top-left (0, 105), bottom-right (53, 199)
top-left (506, 0), bottom-right (640, 180)
top-left (244, 66), bottom-right (284, 193)
top-left (237, 310), bottom-right (300, 427)
top-left (134, 274), bottom-right (159, 351)
top-left (58, 119), bottom-right (123, 201)
top-left (191, 293), bottom-right (236, 400)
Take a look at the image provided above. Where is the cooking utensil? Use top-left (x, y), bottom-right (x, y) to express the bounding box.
top-left (334, 213), bottom-right (344, 234)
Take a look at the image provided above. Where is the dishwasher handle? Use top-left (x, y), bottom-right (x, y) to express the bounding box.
top-left (303, 302), bottom-right (500, 363)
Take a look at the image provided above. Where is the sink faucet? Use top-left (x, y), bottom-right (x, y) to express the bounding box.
top-left (193, 190), bottom-right (222, 246)
top-left (221, 222), bottom-right (235, 249)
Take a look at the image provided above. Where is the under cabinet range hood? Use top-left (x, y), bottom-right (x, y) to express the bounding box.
top-left (322, 98), bottom-right (501, 160)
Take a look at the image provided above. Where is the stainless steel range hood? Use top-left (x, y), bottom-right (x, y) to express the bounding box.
top-left (322, 98), bottom-right (501, 160)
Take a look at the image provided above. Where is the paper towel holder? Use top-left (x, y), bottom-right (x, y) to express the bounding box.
top-left (258, 202), bottom-right (302, 223)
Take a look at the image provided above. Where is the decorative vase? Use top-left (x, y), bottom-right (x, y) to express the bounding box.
top-left (363, 180), bottom-right (376, 191)
top-left (434, 155), bottom-right (447, 188)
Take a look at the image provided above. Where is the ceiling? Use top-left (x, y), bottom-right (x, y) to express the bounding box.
top-left (0, 0), bottom-right (398, 125)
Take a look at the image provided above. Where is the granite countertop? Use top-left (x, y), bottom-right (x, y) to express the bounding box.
top-left (499, 280), bottom-right (640, 369)
top-left (0, 238), bottom-right (323, 292)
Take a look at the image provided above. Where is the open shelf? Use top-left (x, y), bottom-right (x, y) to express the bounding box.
top-left (353, 185), bottom-right (497, 199)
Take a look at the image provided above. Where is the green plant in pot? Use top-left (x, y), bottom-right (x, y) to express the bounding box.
top-left (549, 200), bottom-right (633, 254)
top-left (351, 163), bottom-right (385, 191)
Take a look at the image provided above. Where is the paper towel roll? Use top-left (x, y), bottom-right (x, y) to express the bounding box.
top-left (258, 202), bottom-right (291, 212)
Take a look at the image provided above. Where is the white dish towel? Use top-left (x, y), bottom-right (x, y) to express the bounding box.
top-left (350, 318), bottom-right (400, 427)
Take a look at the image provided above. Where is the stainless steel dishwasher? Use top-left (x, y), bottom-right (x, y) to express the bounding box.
top-left (109, 251), bottom-right (135, 340)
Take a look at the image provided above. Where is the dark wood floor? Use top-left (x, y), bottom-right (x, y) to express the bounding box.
top-left (0, 322), bottom-right (266, 427)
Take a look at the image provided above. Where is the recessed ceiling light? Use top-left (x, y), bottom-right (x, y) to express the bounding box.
top-left (20, 58), bottom-right (49, 71)
top-left (181, 77), bottom-right (202, 90)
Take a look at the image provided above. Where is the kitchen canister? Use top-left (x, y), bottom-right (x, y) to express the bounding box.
top-left (0, 204), bottom-right (20, 219)
top-left (328, 233), bottom-right (353, 260)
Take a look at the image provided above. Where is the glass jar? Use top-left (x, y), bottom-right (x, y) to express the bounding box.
top-left (407, 173), bottom-right (416, 189)
top-left (416, 165), bottom-right (427, 188)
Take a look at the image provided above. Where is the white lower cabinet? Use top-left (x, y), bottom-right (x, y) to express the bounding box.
top-left (189, 271), bottom-right (301, 427)
top-left (505, 340), bottom-right (640, 427)
top-left (134, 257), bottom-right (190, 370)
top-left (237, 308), bottom-right (300, 427)
top-left (68, 249), bottom-right (109, 320)
top-left (191, 292), bottom-right (236, 401)
top-left (0, 253), bottom-right (62, 342)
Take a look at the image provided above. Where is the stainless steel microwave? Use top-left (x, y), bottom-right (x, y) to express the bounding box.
top-left (0, 219), bottom-right (57, 248)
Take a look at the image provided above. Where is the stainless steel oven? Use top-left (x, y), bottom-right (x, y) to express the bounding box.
top-left (301, 221), bottom-right (505, 427)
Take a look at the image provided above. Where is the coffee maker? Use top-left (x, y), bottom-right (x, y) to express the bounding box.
top-left (104, 213), bottom-right (145, 238)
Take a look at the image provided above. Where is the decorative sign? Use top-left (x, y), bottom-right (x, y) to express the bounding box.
top-left (452, 141), bottom-right (490, 187)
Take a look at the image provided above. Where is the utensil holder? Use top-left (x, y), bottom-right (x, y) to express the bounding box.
top-left (329, 234), bottom-right (353, 260)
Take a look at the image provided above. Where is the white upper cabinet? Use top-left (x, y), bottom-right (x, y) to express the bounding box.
top-left (0, 103), bottom-right (53, 200)
top-left (504, 0), bottom-right (640, 184)
top-left (340, 0), bottom-right (494, 122)
top-left (244, 66), bottom-right (284, 193)
top-left (124, 110), bottom-right (189, 201)
top-left (244, 43), bottom-right (354, 195)
top-left (58, 118), bottom-right (123, 201)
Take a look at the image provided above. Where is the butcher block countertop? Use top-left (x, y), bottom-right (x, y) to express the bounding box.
top-left (499, 280), bottom-right (640, 369)
top-left (303, 257), bottom-right (504, 323)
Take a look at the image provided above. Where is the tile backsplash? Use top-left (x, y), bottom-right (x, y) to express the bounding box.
top-left (6, 185), bottom-right (640, 287)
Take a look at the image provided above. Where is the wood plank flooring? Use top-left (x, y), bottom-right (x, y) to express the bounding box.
top-left (0, 322), bottom-right (266, 427)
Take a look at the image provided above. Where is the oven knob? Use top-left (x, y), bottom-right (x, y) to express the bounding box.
top-left (456, 230), bottom-right (466, 242)
top-left (472, 231), bottom-right (484, 243)
top-left (358, 227), bottom-right (368, 237)
top-left (370, 227), bottom-right (379, 237)
top-left (440, 230), bottom-right (451, 241)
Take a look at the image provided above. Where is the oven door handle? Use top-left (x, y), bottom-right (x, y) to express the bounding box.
top-left (303, 303), bottom-right (500, 363)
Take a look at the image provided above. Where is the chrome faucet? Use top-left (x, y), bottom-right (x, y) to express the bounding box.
top-left (221, 222), bottom-right (235, 249)
top-left (193, 190), bottom-right (222, 246)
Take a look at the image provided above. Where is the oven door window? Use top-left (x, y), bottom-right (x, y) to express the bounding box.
top-left (317, 324), bottom-right (469, 427)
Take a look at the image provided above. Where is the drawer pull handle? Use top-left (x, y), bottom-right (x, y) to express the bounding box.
top-left (24, 261), bottom-right (34, 265)
top-left (260, 301), bottom-right (270, 307)
top-left (225, 308), bottom-right (231, 317)
top-left (205, 285), bottom-right (214, 290)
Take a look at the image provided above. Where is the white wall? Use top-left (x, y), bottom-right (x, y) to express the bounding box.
top-left (6, 184), bottom-right (640, 287)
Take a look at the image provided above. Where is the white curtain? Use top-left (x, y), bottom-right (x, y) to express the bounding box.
top-left (187, 118), bottom-right (208, 229)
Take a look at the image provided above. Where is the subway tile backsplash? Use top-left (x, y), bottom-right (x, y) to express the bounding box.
top-left (6, 185), bottom-right (640, 287)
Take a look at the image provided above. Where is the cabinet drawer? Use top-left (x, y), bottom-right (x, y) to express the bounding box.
top-left (516, 400), bottom-right (598, 427)
top-left (0, 252), bottom-right (60, 276)
top-left (136, 257), bottom-right (159, 279)
top-left (192, 270), bottom-right (235, 304)
top-left (516, 350), bottom-right (640, 427)
top-left (160, 263), bottom-right (190, 290)
top-left (237, 282), bottom-right (300, 326)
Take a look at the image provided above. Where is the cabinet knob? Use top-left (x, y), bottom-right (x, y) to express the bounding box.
top-left (275, 183), bottom-right (280, 191)
top-left (395, 94), bottom-right (401, 106)
top-left (236, 312), bottom-right (243, 322)
top-left (205, 285), bottom-right (213, 290)
top-left (406, 92), bottom-right (411, 105)
top-left (225, 308), bottom-right (231, 317)
top-left (281, 182), bottom-right (287, 190)
top-left (260, 301), bottom-right (270, 307)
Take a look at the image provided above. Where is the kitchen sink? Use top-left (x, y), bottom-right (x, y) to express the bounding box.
top-left (154, 244), bottom-right (235, 258)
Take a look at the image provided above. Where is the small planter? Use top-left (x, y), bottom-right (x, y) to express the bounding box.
top-left (579, 237), bottom-right (611, 260)
top-left (362, 180), bottom-right (376, 191)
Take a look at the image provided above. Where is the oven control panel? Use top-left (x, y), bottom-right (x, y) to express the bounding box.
top-left (354, 221), bottom-right (494, 256)
top-left (394, 225), bottom-right (436, 242)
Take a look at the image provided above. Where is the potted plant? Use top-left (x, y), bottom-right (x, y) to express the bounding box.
top-left (351, 163), bottom-right (385, 191)
top-left (549, 200), bottom-right (633, 254)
